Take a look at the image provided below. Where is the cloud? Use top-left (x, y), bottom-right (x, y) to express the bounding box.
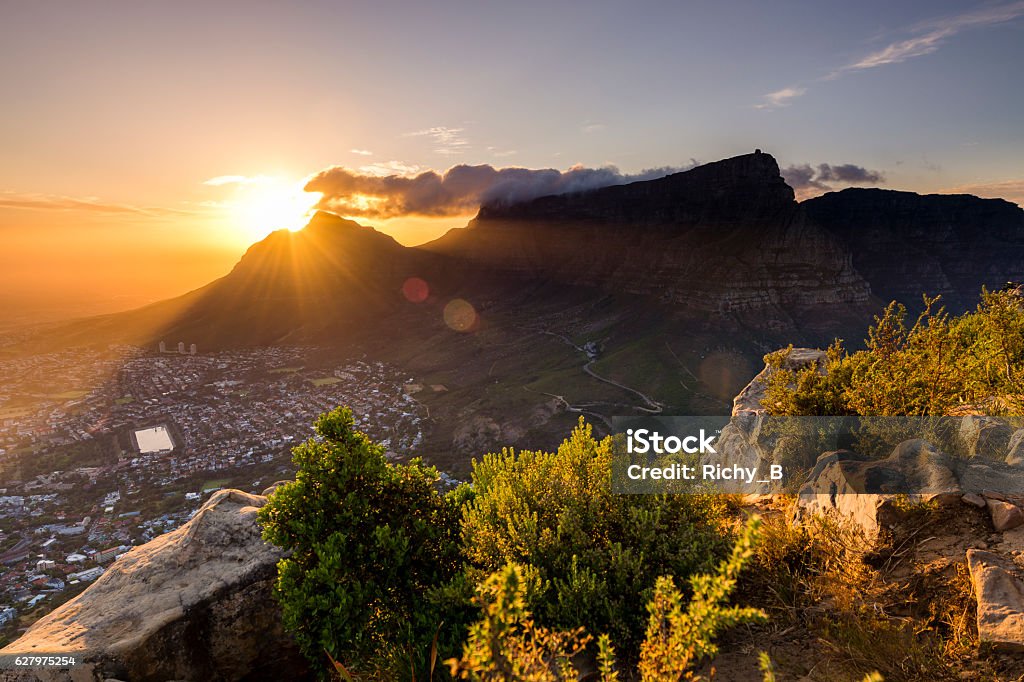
top-left (940, 179), bottom-right (1024, 207)
top-left (841, 2), bottom-right (1024, 73)
top-left (754, 86), bottom-right (806, 110)
top-left (349, 148), bottom-right (373, 156)
top-left (404, 126), bottom-right (470, 155)
top-left (203, 175), bottom-right (273, 186)
top-left (305, 161), bottom-right (698, 219)
top-left (0, 191), bottom-right (192, 216)
top-left (581, 122), bottom-right (607, 134)
top-left (758, 2), bottom-right (1024, 107)
top-left (781, 163), bottom-right (885, 199)
top-left (358, 160), bottom-right (423, 177)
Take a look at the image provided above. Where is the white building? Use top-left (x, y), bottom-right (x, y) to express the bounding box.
top-left (67, 567), bottom-right (104, 582)
top-left (134, 426), bottom-right (174, 454)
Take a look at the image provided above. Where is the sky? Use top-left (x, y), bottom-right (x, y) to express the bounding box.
top-left (1, 1), bottom-right (1023, 323)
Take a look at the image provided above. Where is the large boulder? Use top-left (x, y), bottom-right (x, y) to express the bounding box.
top-left (0, 489), bottom-right (309, 682)
top-left (959, 415), bottom-right (1016, 459)
top-left (796, 438), bottom-right (1024, 539)
top-left (796, 440), bottom-right (962, 537)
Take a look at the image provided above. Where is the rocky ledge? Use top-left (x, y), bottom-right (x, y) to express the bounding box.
top-left (0, 489), bottom-right (308, 682)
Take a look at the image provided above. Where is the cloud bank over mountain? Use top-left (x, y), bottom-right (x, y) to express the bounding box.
top-left (305, 162), bottom-right (697, 218)
top-left (782, 163), bottom-right (885, 199)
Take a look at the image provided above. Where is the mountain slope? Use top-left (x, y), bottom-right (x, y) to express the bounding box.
top-left (804, 188), bottom-right (1024, 311)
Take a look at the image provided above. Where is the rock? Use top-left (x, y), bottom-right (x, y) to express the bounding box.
top-left (960, 416), bottom-right (1015, 459)
top-left (261, 480), bottom-right (291, 497)
top-left (967, 549), bottom-right (1024, 651)
top-left (963, 493), bottom-right (987, 508)
top-left (731, 348), bottom-right (826, 417)
top-left (0, 490), bottom-right (309, 682)
top-left (1007, 429), bottom-right (1024, 467)
top-left (988, 499), bottom-right (1024, 532)
top-left (958, 460), bottom-right (1024, 500)
top-left (429, 153), bottom-right (874, 322)
top-left (796, 440), bottom-right (963, 537)
top-left (795, 437), bottom-right (1024, 538)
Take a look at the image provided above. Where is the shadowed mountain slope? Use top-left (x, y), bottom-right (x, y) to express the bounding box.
top-left (423, 152), bottom-right (872, 320)
top-left (804, 188), bottom-right (1024, 311)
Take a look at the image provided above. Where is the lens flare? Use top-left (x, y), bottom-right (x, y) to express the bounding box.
top-left (402, 277), bottom-right (430, 303)
top-left (443, 299), bottom-right (478, 332)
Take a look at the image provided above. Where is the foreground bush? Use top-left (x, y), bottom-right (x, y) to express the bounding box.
top-left (449, 516), bottom-right (766, 681)
top-left (260, 412), bottom-right (764, 678)
top-left (257, 407), bottom-right (469, 678)
top-left (639, 516), bottom-right (766, 680)
top-left (447, 563), bottom-right (590, 681)
top-left (460, 419), bottom-right (733, 660)
top-left (763, 289), bottom-right (1024, 416)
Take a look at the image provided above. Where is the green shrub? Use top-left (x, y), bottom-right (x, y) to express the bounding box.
top-left (638, 515), bottom-right (767, 681)
top-left (447, 563), bottom-right (590, 681)
top-left (460, 418), bottom-right (733, 660)
top-left (763, 289), bottom-right (1024, 417)
top-left (450, 517), bottom-right (768, 682)
top-left (257, 407), bottom-right (471, 678)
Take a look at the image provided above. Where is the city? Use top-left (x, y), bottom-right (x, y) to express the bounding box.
top-left (0, 343), bottom-right (433, 641)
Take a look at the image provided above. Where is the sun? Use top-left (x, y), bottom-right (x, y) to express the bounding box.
top-left (230, 179), bottom-right (322, 242)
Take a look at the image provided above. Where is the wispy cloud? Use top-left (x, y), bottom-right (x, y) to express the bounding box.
top-left (754, 86), bottom-right (806, 110)
top-left (349, 148), bottom-right (373, 156)
top-left (841, 1), bottom-right (1024, 73)
top-left (0, 191), bottom-right (192, 216)
top-left (486, 146), bottom-right (518, 158)
top-left (203, 174), bottom-right (273, 186)
top-left (358, 160), bottom-right (423, 177)
top-left (405, 126), bottom-right (470, 155)
top-left (581, 122), bottom-right (607, 134)
top-left (757, 2), bottom-right (1024, 108)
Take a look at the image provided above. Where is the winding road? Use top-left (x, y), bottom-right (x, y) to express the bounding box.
top-left (539, 330), bottom-right (664, 415)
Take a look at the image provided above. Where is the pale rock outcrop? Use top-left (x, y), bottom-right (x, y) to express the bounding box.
top-left (967, 549), bottom-right (1024, 651)
top-left (795, 440), bottom-right (963, 537)
top-left (959, 415), bottom-right (1016, 459)
top-left (731, 347), bottom-right (826, 417)
top-left (1007, 429), bottom-right (1024, 467)
top-left (0, 489), bottom-right (307, 682)
top-left (700, 348), bottom-right (826, 493)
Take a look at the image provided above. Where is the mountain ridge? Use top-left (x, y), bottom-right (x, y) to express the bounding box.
top-left (15, 151), bottom-right (1024, 354)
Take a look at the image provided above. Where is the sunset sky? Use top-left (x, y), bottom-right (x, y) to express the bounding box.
top-left (2, 1), bottom-right (1023, 323)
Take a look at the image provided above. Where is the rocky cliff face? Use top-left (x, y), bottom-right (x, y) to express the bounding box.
top-left (0, 489), bottom-right (308, 682)
top-left (426, 153), bottom-right (872, 319)
top-left (804, 188), bottom-right (1024, 311)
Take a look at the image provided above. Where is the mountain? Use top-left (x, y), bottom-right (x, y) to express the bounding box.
top-left (32, 151), bottom-right (1024, 353)
top-left (424, 152), bottom-right (872, 321)
top-left (14, 152), bottom-right (1024, 464)
top-left (27, 212), bottom-right (460, 351)
top-left (804, 188), bottom-right (1024, 310)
